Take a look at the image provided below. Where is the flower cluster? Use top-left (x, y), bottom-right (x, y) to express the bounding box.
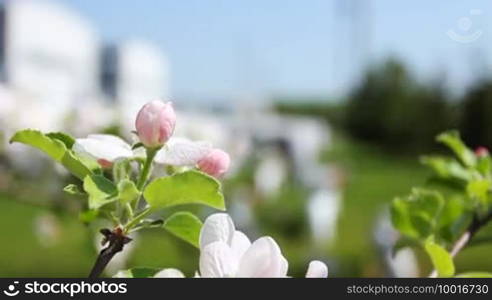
top-left (11, 99), bottom-right (328, 279)
top-left (129, 213), bottom-right (328, 278)
top-left (74, 100), bottom-right (230, 178)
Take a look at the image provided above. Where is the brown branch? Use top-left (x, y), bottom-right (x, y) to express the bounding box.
top-left (88, 227), bottom-right (132, 279)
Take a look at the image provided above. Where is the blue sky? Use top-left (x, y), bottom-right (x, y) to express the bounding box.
top-left (64, 0), bottom-right (492, 102)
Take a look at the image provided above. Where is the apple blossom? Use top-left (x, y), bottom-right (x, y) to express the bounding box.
top-left (197, 149), bottom-right (230, 178)
top-left (154, 137), bottom-right (212, 166)
top-left (196, 213), bottom-right (328, 278)
top-left (135, 100), bottom-right (176, 148)
top-left (73, 134), bottom-right (134, 168)
top-left (119, 213), bottom-right (328, 278)
top-left (73, 133), bottom-right (212, 170)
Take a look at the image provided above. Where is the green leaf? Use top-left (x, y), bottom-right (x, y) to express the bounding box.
top-left (421, 156), bottom-right (473, 182)
top-left (133, 219), bottom-right (164, 230)
top-left (83, 175), bottom-right (117, 209)
top-left (63, 184), bottom-right (85, 195)
top-left (164, 212), bottom-right (203, 248)
top-left (391, 197), bottom-right (419, 239)
top-left (455, 272), bottom-right (492, 278)
top-left (144, 170), bottom-right (225, 210)
top-left (410, 188), bottom-right (444, 216)
top-left (409, 213), bottom-right (433, 237)
top-left (466, 179), bottom-right (490, 205)
top-left (117, 179), bottom-right (140, 204)
top-left (437, 197), bottom-right (471, 243)
top-left (477, 155), bottom-right (491, 176)
top-left (10, 129), bottom-right (93, 179)
top-left (436, 131), bottom-right (476, 167)
top-left (10, 129), bottom-right (66, 160)
top-left (113, 267), bottom-right (160, 278)
top-left (391, 189), bottom-right (445, 240)
top-left (46, 132), bottom-right (75, 149)
top-left (424, 239), bottom-right (455, 277)
top-left (61, 150), bottom-right (94, 179)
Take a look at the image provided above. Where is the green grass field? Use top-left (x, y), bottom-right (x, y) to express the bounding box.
top-left (0, 194), bottom-right (199, 277)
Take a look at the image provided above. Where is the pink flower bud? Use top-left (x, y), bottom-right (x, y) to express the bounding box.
top-left (135, 101), bottom-right (176, 148)
top-left (198, 149), bottom-right (230, 178)
top-left (475, 146), bottom-right (489, 157)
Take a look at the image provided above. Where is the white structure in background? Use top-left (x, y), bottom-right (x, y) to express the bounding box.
top-left (101, 41), bottom-right (170, 133)
top-left (374, 210), bottom-right (419, 277)
top-left (307, 168), bottom-right (342, 246)
top-left (0, 0), bottom-right (100, 131)
top-left (0, 0), bottom-right (101, 173)
top-left (235, 110), bottom-right (340, 245)
top-left (254, 147), bottom-right (289, 199)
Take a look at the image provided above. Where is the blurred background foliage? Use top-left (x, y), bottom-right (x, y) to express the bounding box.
top-left (277, 57), bottom-right (492, 154)
top-left (275, 57), bottom-right (492, 276)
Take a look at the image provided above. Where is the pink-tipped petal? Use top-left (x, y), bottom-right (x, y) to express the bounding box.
top-left (154, 137), bottom-right (212, 166)
top-left (197, 148), bottom-right (231, 178)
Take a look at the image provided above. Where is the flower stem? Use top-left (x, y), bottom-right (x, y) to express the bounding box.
top-left (125, 203), bottom-right (134, 220)
top-left (136, 148), bottom-right (158, 191)
top-left (123, 207), bottom-right (152, 234)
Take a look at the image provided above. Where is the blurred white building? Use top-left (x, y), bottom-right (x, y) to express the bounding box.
top-left (101, 40), bottom-right (170, 132)
top-left (0, 0), bottom-right (170, 137)
top-left (0, 0), bottom-right (100, 131)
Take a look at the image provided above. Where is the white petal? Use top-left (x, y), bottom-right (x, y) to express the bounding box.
top-left (155, 137), bottom-right (212, 166)
top-left (230, 231), bottom-right (251, 261)
top-left (305, 260), bottom-right (328, 278)
top-left (154, 268), bottom-right (185, 278)
top-left (199, 213), bottom-right (235, 250)
top-left (87, 134), bottom-right (132, 150)
top-left (199, 241), bottom-right (238, 278)
top-left (236, 236), bottom-right (288, 278)
top-left (73, 135), bottom-right (133, 162)
top-left (280, 256), bottom-right (289, 276)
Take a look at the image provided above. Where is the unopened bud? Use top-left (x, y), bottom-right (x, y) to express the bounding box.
top-left (197, 149), bottom-right (230, 178)
top-left (475, 146), bottom-right (489, 157)
top-left (135, 100), bottom-right (176, 148)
